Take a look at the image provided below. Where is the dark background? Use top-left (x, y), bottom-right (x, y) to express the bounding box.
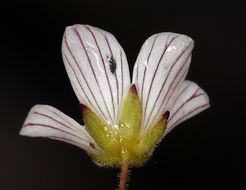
top-left (1, 0), bottom-right (245, 189)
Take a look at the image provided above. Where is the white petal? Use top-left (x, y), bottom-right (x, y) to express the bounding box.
top-left (20, 105), bottom-right (103, 154)
top-left (132, 33), bottom-right (194, 133)
top-left (165, 80), bottom-right (210, 135)
top-left (62, 24), bottom-right (130, 126)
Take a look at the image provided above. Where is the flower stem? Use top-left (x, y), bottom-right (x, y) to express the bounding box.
top-left (119, 149), bottom-right (130, 190)
top-left (119, 160), bottom-right (129, 190)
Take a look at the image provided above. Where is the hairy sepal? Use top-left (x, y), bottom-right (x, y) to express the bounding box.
top-left (120, 84), bottom-right (141, 142)
top-left (134, 113), bottom-right (168, 156)
top-left (82, 87), bottom-right (168, 167)
top-left (81, 104), bottom-right (121, 155)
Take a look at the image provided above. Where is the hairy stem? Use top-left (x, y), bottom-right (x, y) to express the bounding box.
top-left (119, 160), bottom-right (129, 190)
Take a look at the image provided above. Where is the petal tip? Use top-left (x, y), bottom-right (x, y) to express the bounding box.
top-left (19, 125), bottom-right (32, 137)
top-left (19, 128), bottom-right (24, 136)
top-left (65, 24), bottom-right (77, 31)
top-left (63, 24), bottom-right (80, 38)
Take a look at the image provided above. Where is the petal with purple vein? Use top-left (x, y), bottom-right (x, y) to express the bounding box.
top-left (132, 33), bottom-right (194, 133)
top-left (165, 80), bottom-right (210, 135)
top-left (62, 24), bottom-right (130, 126)
top-left (20, 105), bottom-right (103, 154)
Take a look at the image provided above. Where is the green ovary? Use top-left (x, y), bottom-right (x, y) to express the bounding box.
top-left (83, 85), bottom-right (167, 167)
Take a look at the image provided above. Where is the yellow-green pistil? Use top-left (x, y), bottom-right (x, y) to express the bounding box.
top-left (81, 85), bottom-right (168, 167)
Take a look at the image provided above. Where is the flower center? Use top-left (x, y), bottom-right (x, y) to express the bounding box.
top-left (82, 85), bottom-right (168, 167)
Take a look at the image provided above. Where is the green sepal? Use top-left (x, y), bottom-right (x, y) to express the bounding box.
top-left (134, 112), bottom-right (169, 156)
top-left (120, 84), bottom-right (142, 142)
top-left (81, 104), bottom-right (121, 155)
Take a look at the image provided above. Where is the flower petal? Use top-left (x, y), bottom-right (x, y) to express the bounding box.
top-left (62, 24), bottom-right (130, 126)
top-left (165, 80), bottom-right (210, 135)
top-left (20, 105), bottom-right (103, 154)
top-left (132, 33), bottom-right (194, 133)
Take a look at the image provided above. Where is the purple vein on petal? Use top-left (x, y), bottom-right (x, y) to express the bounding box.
top-left (168, 84), bottom-right (196, 123)
top-left (83, 25), bottom-right (115, 123)
top-left (172, 82), bottom-right (191, 108)
top-left (166, 103), bottom-right (209, 134)
top-left (146, 59), bottom-right (190, 129)
top-left (64, 54), bottom-right (90, 106)
top-left (68, 27), bottom-right (109, 122)
top-left (63, 55), bottom-right (84, 103)
top-left (161, 46), bottom-right (192, 109)
top-left (140, 34), bottom-right (159, 104)
top-left (135, 60), bottom-right (139, 93)
top-left (168, 87), bottom-right (205, 123)
top-left (49, 110), bottom-right (93, 140)
top-left (143, 34), bottom-right (179, 131)
top-left (120, 50), bottom-right (124, 116)
top-left (163, 64), bottom-right (190, 109)
top-left (37, 135), bottom-right (92, 150)
top-left (50, 111), bottom-right (74, 129)
top-left (104, 34), bottom-right (120, 122)
top-left (33, 111), bottom-right (77, 132)
top-left (23, 123), bottom-right (90, 144)
top-left (64, 53), bottom-right (104, 121)
top-left (49, 136), bottom-right (87, 146)
top-left (145, 44), bottom-right (192, 129)
top-left (152, 67), bottom-right (189, 127)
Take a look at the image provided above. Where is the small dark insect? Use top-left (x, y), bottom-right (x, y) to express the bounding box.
top-left (89, 142), bottom-right (95, 149)
top-left (107, 55), bottom-right (117, 74)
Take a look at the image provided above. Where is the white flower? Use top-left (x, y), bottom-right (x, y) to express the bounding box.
top-left (20, 24), bottom-right (209, 167)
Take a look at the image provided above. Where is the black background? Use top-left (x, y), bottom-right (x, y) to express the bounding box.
top-left (1, 0), bottom-right (245, 189)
